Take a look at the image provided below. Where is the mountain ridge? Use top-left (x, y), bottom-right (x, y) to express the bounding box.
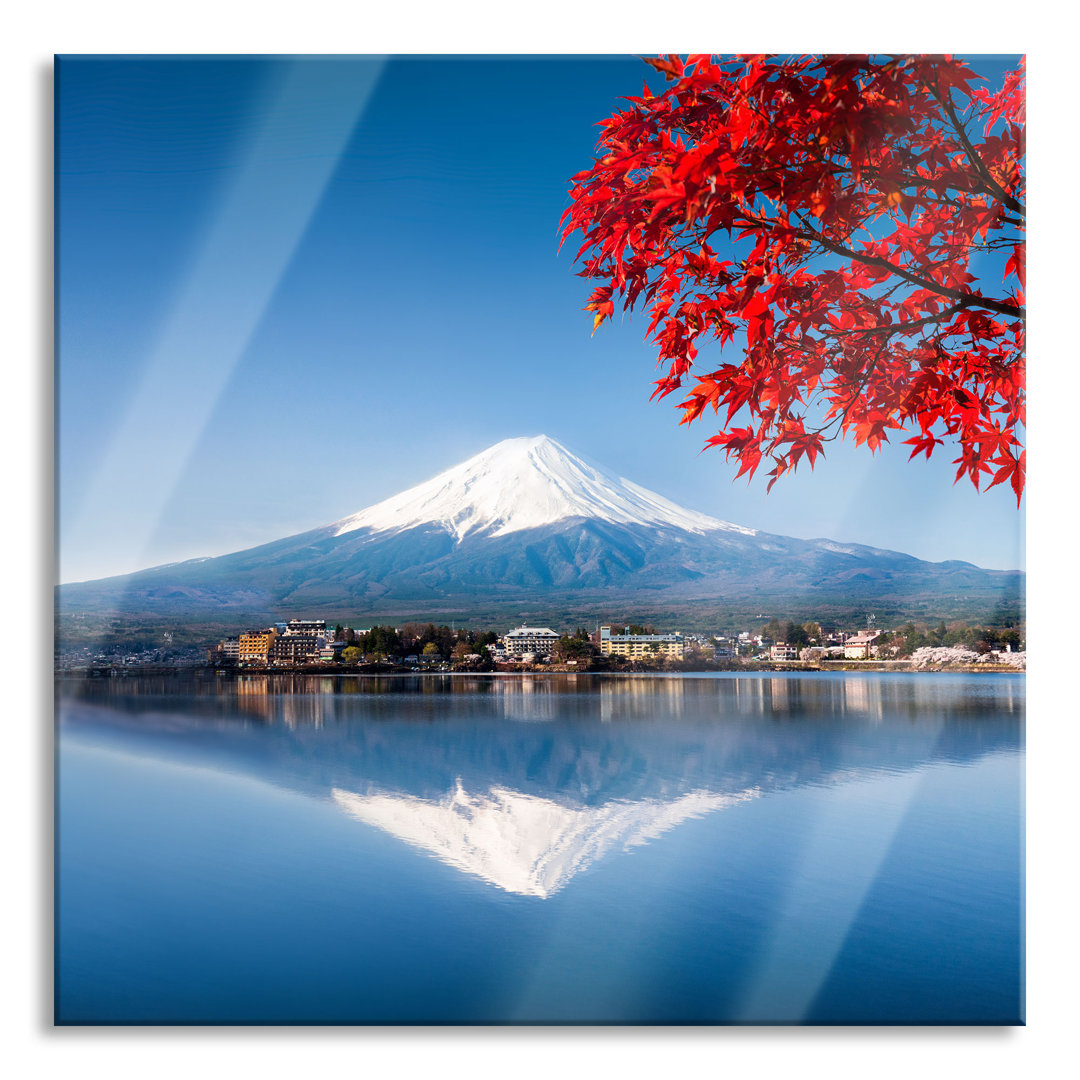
top-left (57, 435), bottom-right (1023, 622)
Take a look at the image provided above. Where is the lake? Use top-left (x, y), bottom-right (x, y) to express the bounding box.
top-left (55, 672), bottom-right (1024, 1025)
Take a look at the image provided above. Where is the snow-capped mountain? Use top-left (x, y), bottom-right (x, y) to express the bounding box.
top-left (57, 434), bottom-right (1023, 620)
top-left (330, 435), bottom-right (753, 542)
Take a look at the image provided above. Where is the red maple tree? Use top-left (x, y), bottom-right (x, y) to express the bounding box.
top-left (562, 54), bottom-right (1025, 503)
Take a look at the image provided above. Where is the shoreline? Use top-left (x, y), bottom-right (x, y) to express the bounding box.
top-left (55, 661), bottom-right (1025, 681)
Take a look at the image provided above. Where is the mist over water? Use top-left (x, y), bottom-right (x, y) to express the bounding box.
top-left (56, 672), bottom-right (1024, 1024)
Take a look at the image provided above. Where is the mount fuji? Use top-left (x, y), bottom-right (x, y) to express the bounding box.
top-left (58, 435), bottom-right (1022, 622)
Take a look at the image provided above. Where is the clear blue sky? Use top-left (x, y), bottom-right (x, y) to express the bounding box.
top-left (56, 54), bottom-right (1025, 583)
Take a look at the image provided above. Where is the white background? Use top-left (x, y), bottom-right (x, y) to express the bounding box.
top-left (5, 3), bottom-right (1074, 1077)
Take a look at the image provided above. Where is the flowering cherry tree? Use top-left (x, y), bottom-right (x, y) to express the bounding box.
top-left (562, 55), bottom-right (1025, 502)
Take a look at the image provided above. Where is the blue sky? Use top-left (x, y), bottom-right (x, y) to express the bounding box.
top-left (56, 54), bottom-right (1025, 582)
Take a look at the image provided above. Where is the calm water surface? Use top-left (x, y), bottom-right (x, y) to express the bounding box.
top-left (56, 672), bottom-right (1024, 1024)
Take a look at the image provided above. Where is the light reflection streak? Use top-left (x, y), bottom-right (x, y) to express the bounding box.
top-left (733, 703), bottom-right (946, 1021)
top-left (63, 59), bottom-right (385, 587)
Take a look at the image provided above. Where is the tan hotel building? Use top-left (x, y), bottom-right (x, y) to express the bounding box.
top-left (238, 628), bottom-right (279, 664)
top-left (599, 626), bottom-right (685, 660)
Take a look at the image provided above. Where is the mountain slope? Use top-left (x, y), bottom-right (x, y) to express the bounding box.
top-left (57, 435), bottom-right (1023, 621)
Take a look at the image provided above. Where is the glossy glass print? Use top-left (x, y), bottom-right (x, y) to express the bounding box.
top-left (56, 674), bottom-right (1024, 1025)
top-left (55, 55), bottom-right (1025, 1029)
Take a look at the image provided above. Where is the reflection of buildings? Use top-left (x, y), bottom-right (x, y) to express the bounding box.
top-left (723, 674), bottom-right (893, 721)
top-left (61, 671), bottom-right (1023, 896)
top-left (333, 782), bottom-right (755, 897)
top-left (102, 671), bottom-right (1019, 735)
top-left (235, 676), bottom-right (272, 698)
top-left (841, 677), bottom-right (881, 720)
top-left (767, 677), bottom-right (790, 712)
top-left (492, 676), bottom-right (562, 722)
top-left (233, 675), bottom-right (336, 727)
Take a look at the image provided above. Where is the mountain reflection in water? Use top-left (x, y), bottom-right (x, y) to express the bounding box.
top-left (332, 783), bottom-right (754, 897)
top-left (59, 673), bottom-right (1021, 898)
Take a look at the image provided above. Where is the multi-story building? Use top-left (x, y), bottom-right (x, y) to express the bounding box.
top-left (283, 619), bottom-right (327, 639)
top-left (208, 637), bottom-right (241, 663)
top-left (238, 628), bottom-right (279, 664)
top-left (769, 643), bottom-right (800, 661)
top-left (599, 626), bottom-right (685, 660)
top-left (268, 635), bottom-right (321, 666)
top-left (501, 626), bottom-right (560, 659)
top-left (843, 632), bottom-right (880, 659)
top-left (320, 640), bottom-right (344, 663)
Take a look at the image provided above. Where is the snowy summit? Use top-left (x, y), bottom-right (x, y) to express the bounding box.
top-left (330, 435), bottom-right (755, 542)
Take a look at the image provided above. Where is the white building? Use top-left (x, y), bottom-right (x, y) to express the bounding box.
top-left (844, 632), bottom-right (881, 659)
top-left (501, 626), bottom-right (560, 659)
top-left (769, 644), bottom-right (800, 661)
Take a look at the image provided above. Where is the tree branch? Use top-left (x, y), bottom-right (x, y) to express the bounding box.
top-left (800, 225), bottom-right (1024, 320)
top-left (930, 80), bottom-right (1025, 217)
top-left (821, 305), bottom-right (965, 337)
